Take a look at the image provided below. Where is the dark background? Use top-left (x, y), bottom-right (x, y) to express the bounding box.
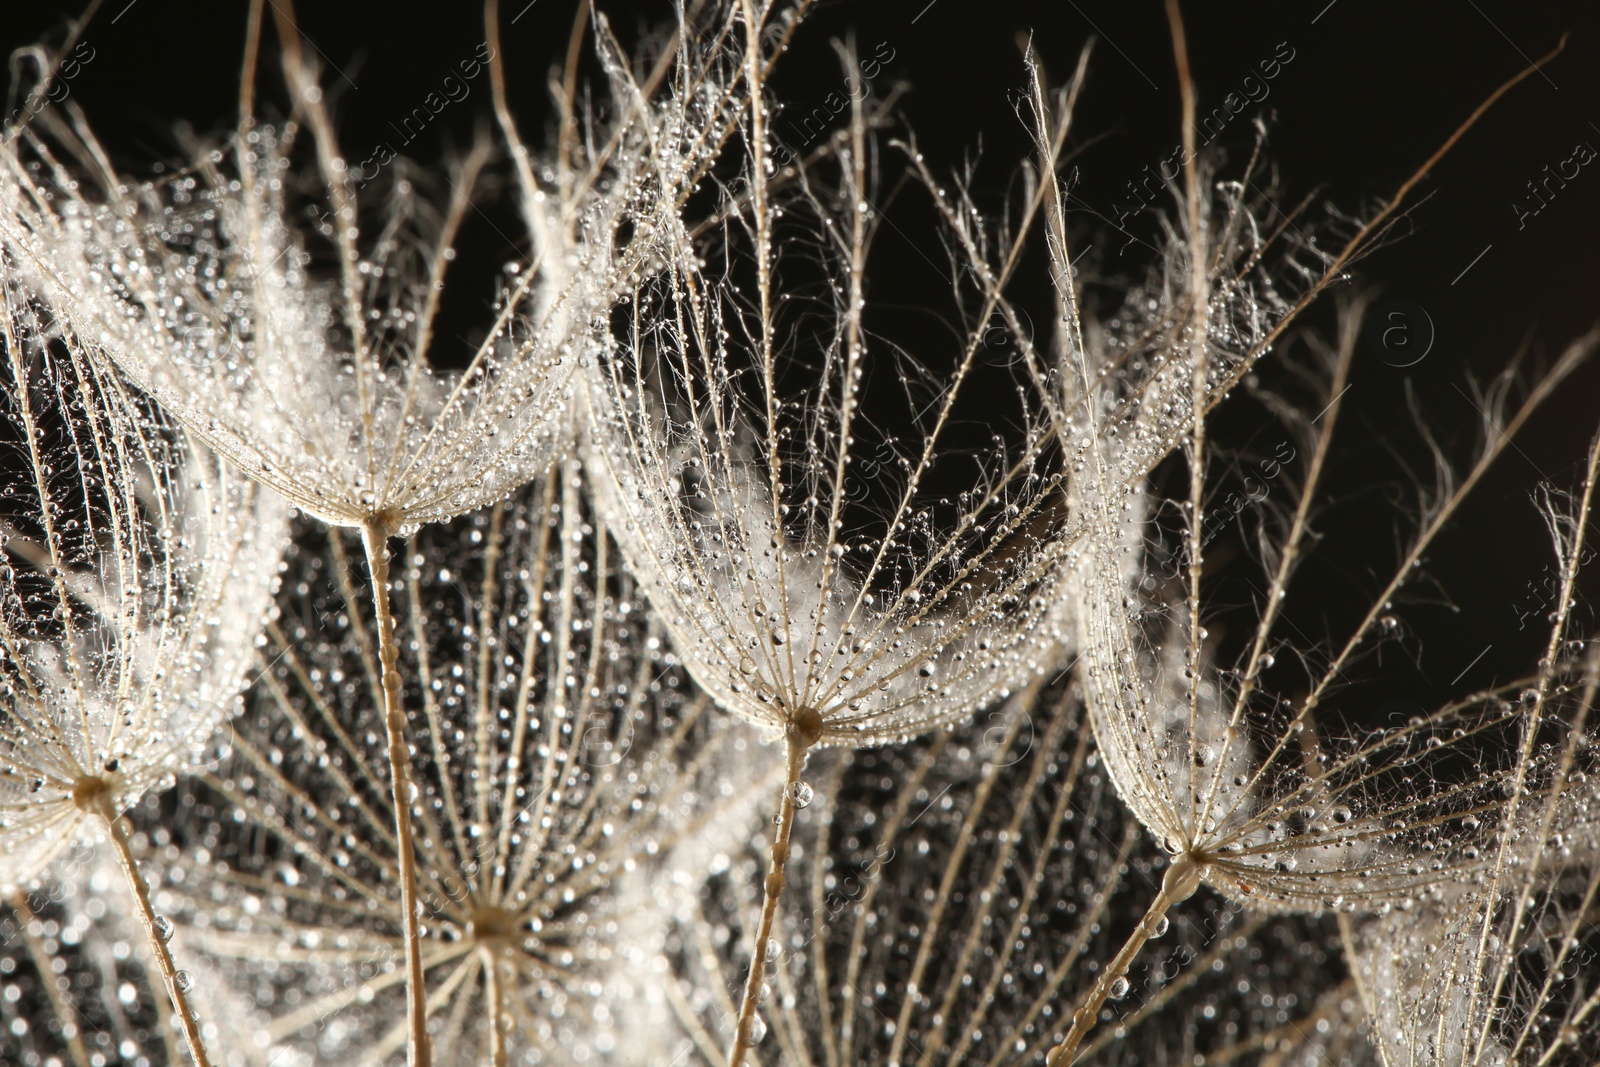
top-left (5, 0), bottom-right (1598, 716)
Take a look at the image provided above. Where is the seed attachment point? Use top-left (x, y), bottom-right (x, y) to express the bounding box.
top-left (787, 705), bottom-right (825, 748)
top-left (71, 774), bottom-right (114, 812)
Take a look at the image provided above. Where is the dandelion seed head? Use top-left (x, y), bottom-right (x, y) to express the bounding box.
top-left (153, 472), bottom-right (744, 1064)
top-left (0, 283), bottom-right (286, 893)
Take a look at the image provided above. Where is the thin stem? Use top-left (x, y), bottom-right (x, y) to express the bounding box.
top-left (481, 946), bottom-right (508, 1067)
top-left (485, 0), bottom-right (548, 254)
top-left (92, 795), bottom-right (215, 1067)
top-left (1042, 853), bottom-right (1204, 1066)
top-left (725, 726), bottom-right (809, 1067)
top-left (239, 0), bottom-right (264, 131)
top-left (360, 518), bottom-right (431, 1067)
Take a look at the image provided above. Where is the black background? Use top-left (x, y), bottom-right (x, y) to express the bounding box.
top-left (5, 0), bottom-right (1598, 719)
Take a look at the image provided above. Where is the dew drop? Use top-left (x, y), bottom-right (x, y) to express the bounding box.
top-left (152, 916), bottom-right (174, 943)
top-left (1109, 976), bottom-right (1130, 1000)
top-left (789, 780), bottom-right (814, 809)
top-left (173, 970), bottom-right (194, 993)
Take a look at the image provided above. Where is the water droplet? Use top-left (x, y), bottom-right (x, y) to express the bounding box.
top-left (1330, 805), bottom-right (1352, 824)
top-left (746, 1013), bottom-right (768, 1044)
top-left (174, 970), bottom-right (194, 993)
top-left (1150, 916), bottom-right (1169, 938)
top-left (789, 781), bottom-right (814, 808)
top-left (738, 655), bottom-right (757, 676)
top-left (153, 916), bottom-right (174, 943)
top-left (1109, 976), bottom-right (1130, 1000)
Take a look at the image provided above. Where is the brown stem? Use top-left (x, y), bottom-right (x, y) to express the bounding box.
top-left (93, 796), bottom-right (215, 1067)
top-left (481, 946), bottom-right (508, 1067)
top-left (360, 518), bottom-right (432, 1067)
top-left (1043, 854), bottom-right (1204, 1066)
top-left (725, 725), bottom-right (811, 1067)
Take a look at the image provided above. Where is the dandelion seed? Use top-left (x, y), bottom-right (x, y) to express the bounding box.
top-left (0, 278), bottom-right (286, 1067)
top-left (584, 16), bottom-right (1084, 1056)
top-left (1038, 13), bottom-right (1593, 1056)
